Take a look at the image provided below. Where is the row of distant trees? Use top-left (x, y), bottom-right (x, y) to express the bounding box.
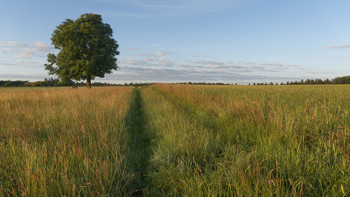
top-left (1, 75), bottom-right (350, 87)
top-left (0, 78), bottom-right (73, 87)
top-left (250, 76), bottom-right (350, 85)
top-left (175, 76), bottom-right (350, 86)
top-left (0, 78), bottom-right (153, 87)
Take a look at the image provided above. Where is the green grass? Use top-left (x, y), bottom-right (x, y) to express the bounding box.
top-left (1, 85), bottom-right (349, 196)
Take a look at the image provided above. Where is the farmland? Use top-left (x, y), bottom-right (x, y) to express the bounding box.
top-left (0, 85), bottom-right (349, 196)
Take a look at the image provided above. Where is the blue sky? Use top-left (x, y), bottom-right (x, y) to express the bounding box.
top-left (0, 0), bottom-right (349, 83)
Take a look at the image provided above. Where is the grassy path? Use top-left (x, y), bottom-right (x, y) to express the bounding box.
top-left (140, 86), bottom-right (232, 196)
top-left (123, 88), bottom-right (154, 195)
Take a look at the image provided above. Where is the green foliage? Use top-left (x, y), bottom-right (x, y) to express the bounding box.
top-left (333, 75), bottom-right (350, 84)
top-left (0, 80), bottom-right (28, 87)
top-left (44, 13), bottom-right (119, 87)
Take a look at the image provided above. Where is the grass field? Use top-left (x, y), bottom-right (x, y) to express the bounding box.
top-left (0, 85), bottom-right (349, 196)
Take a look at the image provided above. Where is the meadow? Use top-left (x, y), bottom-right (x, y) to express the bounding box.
top-left (0, 85), bottom-right (349, 196)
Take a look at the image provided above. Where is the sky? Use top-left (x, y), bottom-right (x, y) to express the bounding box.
top-left (0, 0), bottom-right (349, 84)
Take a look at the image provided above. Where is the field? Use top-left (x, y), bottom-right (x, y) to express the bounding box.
top-left (0, 85), bottom-right (349, 196)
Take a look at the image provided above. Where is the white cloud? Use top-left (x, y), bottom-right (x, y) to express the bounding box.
top-left (204, 65), bottom-right (222, 68)
top-left (118, 48), bottom-right (308, 83)
top-left (0, 48), bottom-right (11, 54)
top-left (122, 56), bottom-right (174, 67)
top-left (108, 65), bottom-right (267, 83)
top-left (155, 52), bottom-right (165, 56)
top-left (14, 47), bottom-right (37, 59)
top-left (157, 51), bottom-right (173, 56)
top-left (0, 73), bottom-right (48, 81)
top-left (326, 45), bottom-right (350, 49)
top-left (138, 51), bottom-right (174, 57)
top-left (142, 58), bottom-right (154, 62)
top-left (35, 41), bottom-right (52, 51)
top-left (0, 59), bottom-right (42, 68)
top-left (179, 63), bottom-right (195, 67)
top-left (0, 41), bottom-right (53, 59)
top-left (0, 61), bottom-right (17, 66)
top-left (0, 41), bottom-right (19, 47)
top-left (125, 48), bottom-right (304, 76)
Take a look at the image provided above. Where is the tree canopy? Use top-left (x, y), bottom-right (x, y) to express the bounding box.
top-left (44, 13), bottom-right (119, 88)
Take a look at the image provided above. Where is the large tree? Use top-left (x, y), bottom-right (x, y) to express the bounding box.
top-left (44, 13), bottom-right (119, 88)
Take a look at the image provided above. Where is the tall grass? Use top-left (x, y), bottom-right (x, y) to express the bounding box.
top-left (142, 84), bottom-right (350, 196)
top-left (1, 85), bottom-right (349, 196)
top-left (0, 87), bottom-right (135, 196)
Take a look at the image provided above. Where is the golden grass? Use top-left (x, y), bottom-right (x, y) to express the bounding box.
top-left (0, 87), bottom-right (134, 196)
top-left (1, 85), bottom-right (350, 196)
top-left (145, 84), bottom-right (350, 196)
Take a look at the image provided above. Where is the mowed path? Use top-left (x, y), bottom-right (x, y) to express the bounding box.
top-left (126, 86), bottom-right (241, 195)
top-left (123, 88), bottom-right (154, 196)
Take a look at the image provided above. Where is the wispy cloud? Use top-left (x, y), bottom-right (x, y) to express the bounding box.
top-left (0, 73), bottom-right (48, 81)
top-left (0, 59), bottom-right (43, 68)
top-left (0, 41), bottom-right (54, 59)
top-left (115, 48), bottom-right (309, 83)
top-left (137, 50), bottom-right (174, 57)
top-left (123, 56), bottom-right (175, 67)
top-left (326, 45), bottom-right (350, 49)
top-left (35, 41), bottom-right (52, 52)
top-left (0, 60), bottom-right (17, 66)
top-left (108, 66), bottom-right (265, 83)
top-left (105, 65), bottom-right (309, 84)
top-left (0, 41), bottom-right (21, 47)
top-left (155, 51), bottom-right (173, 56)
top-left (14, 47), bottom-right (37, 59)
top-left (0, 48), bottom-right (11, 54)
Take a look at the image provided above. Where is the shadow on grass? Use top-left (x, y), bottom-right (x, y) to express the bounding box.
top-left (123, 87), bottom-right (153, 196)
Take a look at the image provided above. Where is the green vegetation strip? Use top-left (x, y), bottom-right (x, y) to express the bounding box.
top-left (123, 88), bottom-right (154, 195)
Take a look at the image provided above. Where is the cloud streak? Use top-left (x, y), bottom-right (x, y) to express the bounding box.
top-left (108, 66), bottom-right (265, 82)
top-left (14, 48), bottom-right (37, 59)
top-left (1, 44), bottom-right (315, 83)
top-left (0, 73), bottom-right (48, 81)
top-left (106, 65), bottom-right (307, 84)
top-left (326, 45), bottom-right (350, 49)
top-left (0, 48), bottom-right (11, 54)
top-left (0, 41), bottom-right (54, 59)
top-left (114, 48), bottom-right (307, 83)
top-left (0, 41), bottom-right (21, 47)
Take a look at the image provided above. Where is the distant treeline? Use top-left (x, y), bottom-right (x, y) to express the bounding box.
top-left (175, 82), bottom-right (230, 85)
top-left (1, 75), bottom-right (350, 87)
top-left (0, 78), bottom-right (154, 87)
top-left (172, 76), bottom-right (350, 86)
top-left (0, 78), bottom-right (74, 87)
top-left (250, 75), bottom-right (350, 85)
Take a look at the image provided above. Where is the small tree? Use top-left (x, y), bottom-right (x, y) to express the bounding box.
top-left (44, 13), bottom-right (119, 88)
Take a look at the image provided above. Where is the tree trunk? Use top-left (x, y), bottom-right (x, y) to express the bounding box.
top-left (86, 77), bottom-right (92, 88)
